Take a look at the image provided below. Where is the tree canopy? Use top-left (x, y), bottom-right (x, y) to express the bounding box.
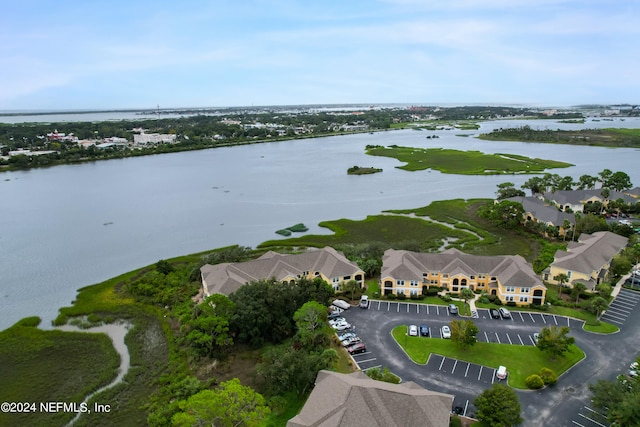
top-left (536, 325), bottom-right (575, 360)
top-left (474, 383), bottom-right (523, 427)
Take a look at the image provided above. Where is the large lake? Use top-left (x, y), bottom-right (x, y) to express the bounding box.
top-left (1, 118), bottom-right (639, 331)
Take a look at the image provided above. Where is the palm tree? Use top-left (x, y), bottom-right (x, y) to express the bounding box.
top-left (553, 273), bottom-right (569, 298)
top-left (572, 282), bottom-right (586, 304)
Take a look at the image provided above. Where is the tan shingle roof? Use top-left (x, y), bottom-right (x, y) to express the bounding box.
top-left (201, 247), bottom-right (363, 296)
top-left (382, 248), bottom-right (543, 288)
top-left (287, 370), bottom-right (454, 427)
top-left (551, 231), bottom-right (628, 274)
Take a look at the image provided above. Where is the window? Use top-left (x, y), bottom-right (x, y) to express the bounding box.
top-left (505, 296), bottom-right (514, 302)
top-left (396, 280), bottom-right (405, 286)
top-left (567, 271), bottom-right (572, 278)
top-left (410, 289), bottom-right (418, 296)
top-left (520, 287), bottom-right (530, 293)
top-left (519, 296), bottom-right (529, 302)
top-left (506, 286), bottom-right (515, 293)
top-left (410, 280), bottom-right (419, 286)
top-left (491, 277), bottom-right (497, 281)
top-left (478, 274), bottom-right (486, 279)
top-left (302, 271), bottom-right (309, 276)
top-left (344, 275), bottom-right (351, 280)
top-left (423, 272), bottom-right (429, 277)
top-left (470, 275), bottom-right (475, 279)
top-left (442, 274), bottom-right (449, 278)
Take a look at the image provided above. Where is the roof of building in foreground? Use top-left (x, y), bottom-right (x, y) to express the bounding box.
top-left (200, 246), bottom-right (363, 296)
top-left (381, 248), bottom-right (544, 289)
top-left (287, 370), bottom-right (454, 427)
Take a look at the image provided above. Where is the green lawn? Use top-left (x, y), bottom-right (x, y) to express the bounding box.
top-left (365, 146), bottom-right (572, 175)
top-left (392, 325), bottom-right (584, 389)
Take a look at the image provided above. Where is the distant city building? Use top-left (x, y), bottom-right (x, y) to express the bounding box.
top-left (133, 133), bottom-right (177, 146)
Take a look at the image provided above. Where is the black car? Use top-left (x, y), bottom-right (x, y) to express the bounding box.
top-left (419, 324), bottom-right (429, 337)
top-left (489, 308), bottom-right (500, 319)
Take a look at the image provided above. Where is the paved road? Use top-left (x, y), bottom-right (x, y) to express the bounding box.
top-left (341, 293), bottom-right (640, 426)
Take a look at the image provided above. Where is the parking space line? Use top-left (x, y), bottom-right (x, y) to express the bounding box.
top-left (518, 334), bottom-right (524, 345)
top-left (518, 312), bottom-right (524, 322)
top-left (463, 400), bottom-right (469, 417)
top-left (439, 357), bottom-right (446, 370)
top-left (377, 301), bottom-right (381, 310)
top-left (601, 316), bottom-right (624, 325)
top-left (426, 305), bottom-right (429, 315)
top-left (567, 317), bottom-right (570, 326)
top-left (578, 413), bottom-right (607, 427)
top-left (464, 362), bottom-right (470, 377)
top-left (541, 314), bottom-right (547, 324)
top-left (361, 365), bottom-right (382, 371)
top-left (606, 307), bottom-right (630, 315)
top-left (484, 331), bottom-right (489, 342)
top-left (452, 360), bottom-right (458, 374)
top-left (529, 335), bottom-right (535, 345)
top-left (506, 334), bottom-right (513, 344)
top-left (436, 306), bottom-right (440, 315)
top-left (406, 303), bottom-right (409, 313)
top-left (529, 312), bottom-right (535, 323)
top-left (571, 421), bottom-right (585, 427)
top-left (553, 315), bottom-right (558, 325)
top-left (491, 368), bottom-right (496, 383)
top-left (397, 303), bottom-right (400, 312)
top-left (614, 300), bottom-right (636, 308)
top-left (495, 332), bottom-right (501, 344)
top-left (387, 302), bottom-right (390, 311)
top-left (356, 357), bottom-right (377, 364)
top-left (477, 366), bottom-right (483, 381)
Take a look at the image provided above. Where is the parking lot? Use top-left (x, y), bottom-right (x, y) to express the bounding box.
top-left (336, 297), bottom-right (640, 426)
top-left (600, 287), bottom-right (640, 327)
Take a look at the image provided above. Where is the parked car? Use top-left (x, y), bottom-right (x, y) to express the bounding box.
top-left (419, 324), bottom-right (429, 337)
top-left (629, 362), bottom-right (639, 377)
top-left (489, 308), bottom-right (500, 319)
top-left (533, 333), bottom-right (540, 344)
top-left (346, 342), bottom-right (367, 354)
top-left (328, 311), bottom-right (343, 320)
top-left (499, 307), bottom-right (511, 319)
top-left (359, 295), bottom-right (369, 308)
top-left (332, 321), bottom-right (351, 331)
top-left (448, 304), bottom-right (458, 315)
top-left (341, 336), bottom-right (361, 347)
top-left (329, 317), bottom-right (345, 326)
top-left (332, 299), bottom-right (351, 310)
top-left (408, 325), bottom-right (418, 336)
top-left (337, 332), bottom-right (356, 341)
top-left (441, 325), bottom-right (451, 339)
top-left (496, 365), bottom-right (507, 379)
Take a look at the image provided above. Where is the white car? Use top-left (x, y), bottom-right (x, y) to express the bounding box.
top-left (332, 299), bottom-right (351, 310)
top-left (329, 317), bottom-right (346, 326)
top-left (441, 325), bottom-right (451, 339)
top-left (332, 321), bottom-right (351, 331)
top-left (337, 332), bottom-right (356, 341)
top-left (341, 336), bottom-right (361, 347)
top-left (409, 325), bottom-right (418, 336)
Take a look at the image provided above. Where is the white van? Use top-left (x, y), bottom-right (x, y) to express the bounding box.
top-left (332, 299), bottom-right (351, 310)
top-left (359, 295), bottom-right (369, 308)
top-left (496, 366), bottom-right (507, 379)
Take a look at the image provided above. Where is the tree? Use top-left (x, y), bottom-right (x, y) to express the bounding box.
top-left (293, 301), bottom-right (331, 349)
top-left (536, 325), bottom-right (575, 360)
top-left (598, 169), bottom-right (613, 188)
top-left (340, 279), bottom-right (361, 301)
top-left (575, 212), bottom-right (608, 235)
top-left (474, 383), bottom-right (523, 427)
top-left (481, 200), bottom-right (524, 229)
top-left (496, 182), bottom-right (525, 200)
top-left (596, 283), bottom-right (612, 299)
top-left (553, 273), bottom-right (569, 297)
top-left (521, 176), bottom-right (545, 196)
top-left (459, 288), bottom-right (475, 312)
top-left (562, 219), bottom-right (573, 241)
top-left (171, 379), bottom-right (270, 427)
top-left (608, 171), bottom-right (632, 191)
top-left (182, 294), bottom-right (235, 357)
top-left (571, 282), bottom-right (586, 304)
top-left (590, 374), bottom-right (640, 426)
top-left (588, 296), bottom-right (609, 318)
top-left (256, 346), bottom-right (329, 396)
top-left (609, 254), bottom-right (633, 281)
top-left (576, 174), bottom-right (597, 190)
top-left (450, 319), bottom-right (479, 351)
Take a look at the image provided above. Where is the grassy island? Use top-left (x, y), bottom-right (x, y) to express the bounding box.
top-left (364, 145), bottom-right (572, 175)
top-left (479, 125), bottom-right (640, 147)
top-left (391, 325), bottom-right (584, 389)
top-left (347, 165), bottom-right (383, 175)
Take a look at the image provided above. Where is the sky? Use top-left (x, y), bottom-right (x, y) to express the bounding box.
top-left (1, 0), bottom-right (639, 110)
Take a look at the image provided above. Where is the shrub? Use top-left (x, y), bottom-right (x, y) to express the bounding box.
top-left (410, 294), bottom-right (424, 301)
top-left (397, 293), bottom-right (407, 300)
top-left (449, 415), bottom-right (462, 427)
top-left (539, 368), bottom-right (557, 385)
top-left (506, 301), bottom-right (517, 307)
top-left (449, 293), bottom-right (460, 298)
top-left (387, 294), bottom-right (396, 300)
top-left (439, 294), bottom-right (452, 302)
top-left (478, 295), bottom-right (490, 304)
top-left (525, 374), bottom-right (544, 389)
top-left (424, 288), bottom-right (440, 297)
